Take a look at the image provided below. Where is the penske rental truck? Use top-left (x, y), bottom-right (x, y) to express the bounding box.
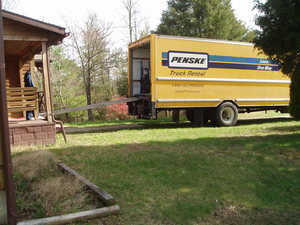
top-left (127, 34), bottom-right (290, 126)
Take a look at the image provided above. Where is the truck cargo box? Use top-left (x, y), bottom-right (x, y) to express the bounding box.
top-left (128, 34), bottom-right (290, 126)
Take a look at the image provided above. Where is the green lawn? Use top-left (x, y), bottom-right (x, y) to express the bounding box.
top-left (65, 111), bottom-right (289, 128)
top-left (12, 114), bottom-right (300, 225)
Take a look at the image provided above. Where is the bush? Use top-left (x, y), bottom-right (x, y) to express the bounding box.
top-left (104, 96), bottom-right (130, 120)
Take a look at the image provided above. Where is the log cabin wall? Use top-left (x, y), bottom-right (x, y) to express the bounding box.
top-left (5, 55), bottom-right (22, 118)
top-left (19, 59), bottom-right (31, 87)
top-left (4, 55), bottom-right (19, 88)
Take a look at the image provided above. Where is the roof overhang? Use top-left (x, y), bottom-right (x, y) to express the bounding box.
top-left (2, 10), bottom-right (67, 36)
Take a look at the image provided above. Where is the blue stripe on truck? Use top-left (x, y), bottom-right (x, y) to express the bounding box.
top-left (209, 62), bottom-right (279, 71)
top-left (209, 55), bottom-right (278, 65)
top-left (161, 52), bottom-right (279, 71)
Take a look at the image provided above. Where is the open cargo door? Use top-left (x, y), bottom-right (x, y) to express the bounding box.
top-left (128, 36), bottom-right (154, 118)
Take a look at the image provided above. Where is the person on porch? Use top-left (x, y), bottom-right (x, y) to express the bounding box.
top-left (24, 71), bottom-right (34, 120)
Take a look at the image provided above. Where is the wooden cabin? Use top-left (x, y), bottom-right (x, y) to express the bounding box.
top-left (3, 10), bottom-right (67, 145)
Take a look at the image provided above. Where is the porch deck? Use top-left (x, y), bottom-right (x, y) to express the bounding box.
top-left (9, 118), bottom-right (46, 127)
top-left (8, 118), bottom-right (55, 145)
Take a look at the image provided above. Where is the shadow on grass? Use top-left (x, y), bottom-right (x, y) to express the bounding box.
top-left (237, 117), bottom-right (293, 126)
top-left (266, 125), bottom-right (300, 133)
top-left (65, 117), bottom-right (293, 134)
top-left (50, 133), bottom-right (300, 225)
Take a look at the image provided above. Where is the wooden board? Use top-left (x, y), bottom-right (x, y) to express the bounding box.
top-left (6, 87), bottom-right (38, 117)
top-left (51, 97), bottom-right (140, 116)
top-left (58, 163), bottom-right (115, 206)
top-left (17, 205), bottom-right (120, 225)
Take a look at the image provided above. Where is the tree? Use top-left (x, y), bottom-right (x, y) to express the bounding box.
top-left (155, 0), bottom-right (254, 41)
top-left (122, 0), bottom-right (139, 43)
top-left (114, 51), bottom-right (128, 96)
top-left (67, 12), bottom-right (113, 121)
top-left (50, 45), bottom-right (81, 122)
top-left (254, 0), bottom-right (300, 119)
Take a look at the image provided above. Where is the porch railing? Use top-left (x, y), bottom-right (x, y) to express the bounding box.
top-left (6, 87), bottom-right (39, 120)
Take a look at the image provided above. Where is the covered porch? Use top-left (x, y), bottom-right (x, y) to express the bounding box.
top-left (2, 10), bottom-right (67, 145)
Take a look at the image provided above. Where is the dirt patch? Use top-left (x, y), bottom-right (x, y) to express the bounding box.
top-left (13, 150), bottom-right (103, 221)
top-left (201, 205), bottom-right (300, 225)
top-left (65, 124), bottom-right (144, 134)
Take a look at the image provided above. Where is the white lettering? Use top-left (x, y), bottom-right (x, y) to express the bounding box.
top-left (260, 59), bottom-right (270, 64)
top-left (257, 65), bottom-right (273, 71)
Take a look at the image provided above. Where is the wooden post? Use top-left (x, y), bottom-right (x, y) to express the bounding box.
top-left (0, 3), bottom-right (17, 224)
top-left (30, 55), bottom-right (39, 120)
top-left (18, 59), bottom-right (24, 88)
top-left (30, 55), bottom-right (35, 85)
top-left (18, 59), bottom-right (26, 118)
top-left (41, 42), bottom-right (53, 122)
top-left (0, 150), bottom-right (7, 224)
top-left (172, 110), bottom-right (180, 123)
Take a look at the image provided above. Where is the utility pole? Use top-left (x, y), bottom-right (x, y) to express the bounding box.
top-left (0, 1), bottom-right (17, 224)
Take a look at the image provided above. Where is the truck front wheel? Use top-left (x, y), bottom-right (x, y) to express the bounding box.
top-left (212, 102), bottom-right (238, 126)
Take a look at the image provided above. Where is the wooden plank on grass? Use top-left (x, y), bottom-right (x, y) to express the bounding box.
top-left (58, 163), bottom-right (115, 206)
top-left (17, 205), bottom-right (120, 225)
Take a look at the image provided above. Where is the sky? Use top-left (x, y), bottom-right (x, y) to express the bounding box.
top-left (11, 0), bottom-right (258, 48)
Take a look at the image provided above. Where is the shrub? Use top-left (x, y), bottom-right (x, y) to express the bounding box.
top-left (104, 96), bottom-right (129, 120)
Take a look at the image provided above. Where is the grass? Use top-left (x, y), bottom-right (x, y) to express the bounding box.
top-left (64, 116), bottom-right (176, 128)
top-left (12, 112), bottom-right (300, 225)
top-left (13, 151), bottom-right (102, 221)
top-left (65, 110), bottom-right (289, 128)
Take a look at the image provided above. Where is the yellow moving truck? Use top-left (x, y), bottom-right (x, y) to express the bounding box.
top-left (128, 34), bottom-right (290, 126)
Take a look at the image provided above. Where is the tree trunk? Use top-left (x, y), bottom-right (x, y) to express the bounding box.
top-left (289, 64), bottom-right (300, 120)
top-left (65, 113), bottom-right (72, 123)
top-left (129, 8), bottom-right (132, 43)
top-left (86, 82), bottom-right (93, 121)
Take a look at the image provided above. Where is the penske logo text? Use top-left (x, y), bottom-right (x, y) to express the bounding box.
top-left (168, 51), bottom-right (208, 69)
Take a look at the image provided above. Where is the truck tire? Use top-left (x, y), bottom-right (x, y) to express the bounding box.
top-left (212, 102), bottom-right (238, 126)
top-left (186, 110), bottom-right (209, 124)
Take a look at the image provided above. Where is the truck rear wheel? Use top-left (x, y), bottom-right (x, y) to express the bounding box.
top-left (212, 102), bottom-right (238, 126)
top-left (186, 110), bottom-right (209, 124)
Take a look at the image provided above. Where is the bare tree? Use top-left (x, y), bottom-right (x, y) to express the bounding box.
top-left (122, 0), bottom-right (139, 43)
top-left (2, 0), bottom-right (19, 10)
top-left (67, 12), bottom-right (113, 121)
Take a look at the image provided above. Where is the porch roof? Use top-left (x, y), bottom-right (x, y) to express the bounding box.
top-left (2, 10), bottom-right (68, 46)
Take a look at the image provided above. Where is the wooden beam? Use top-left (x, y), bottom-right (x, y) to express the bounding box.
top-left (42, 42), bottom-right (53, 122)
top-left (3, 11), bottom-right (66, 35)
top-left (17, 205), bottom-right (120, 225)
top-left (30, 55), bottom-right (39, 120)
top-left (3, 35), bottom-right (47, 41)
top-left (50, 97), bottom-right (140, 116)
top-left (58, 163), bottom-right (115, 206)
top-left (0, 191), bottom-right (7, 224)
top-left (30, 55), bottom-right (35, 83)
top-left (0, 5), bottom-right (17, 224)
top-left (18, 59), bottom-right (24, 88)
top-left (18, 59), bottom-right (26, 117)
top-left (20, 42), bottom-right (41, 61)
